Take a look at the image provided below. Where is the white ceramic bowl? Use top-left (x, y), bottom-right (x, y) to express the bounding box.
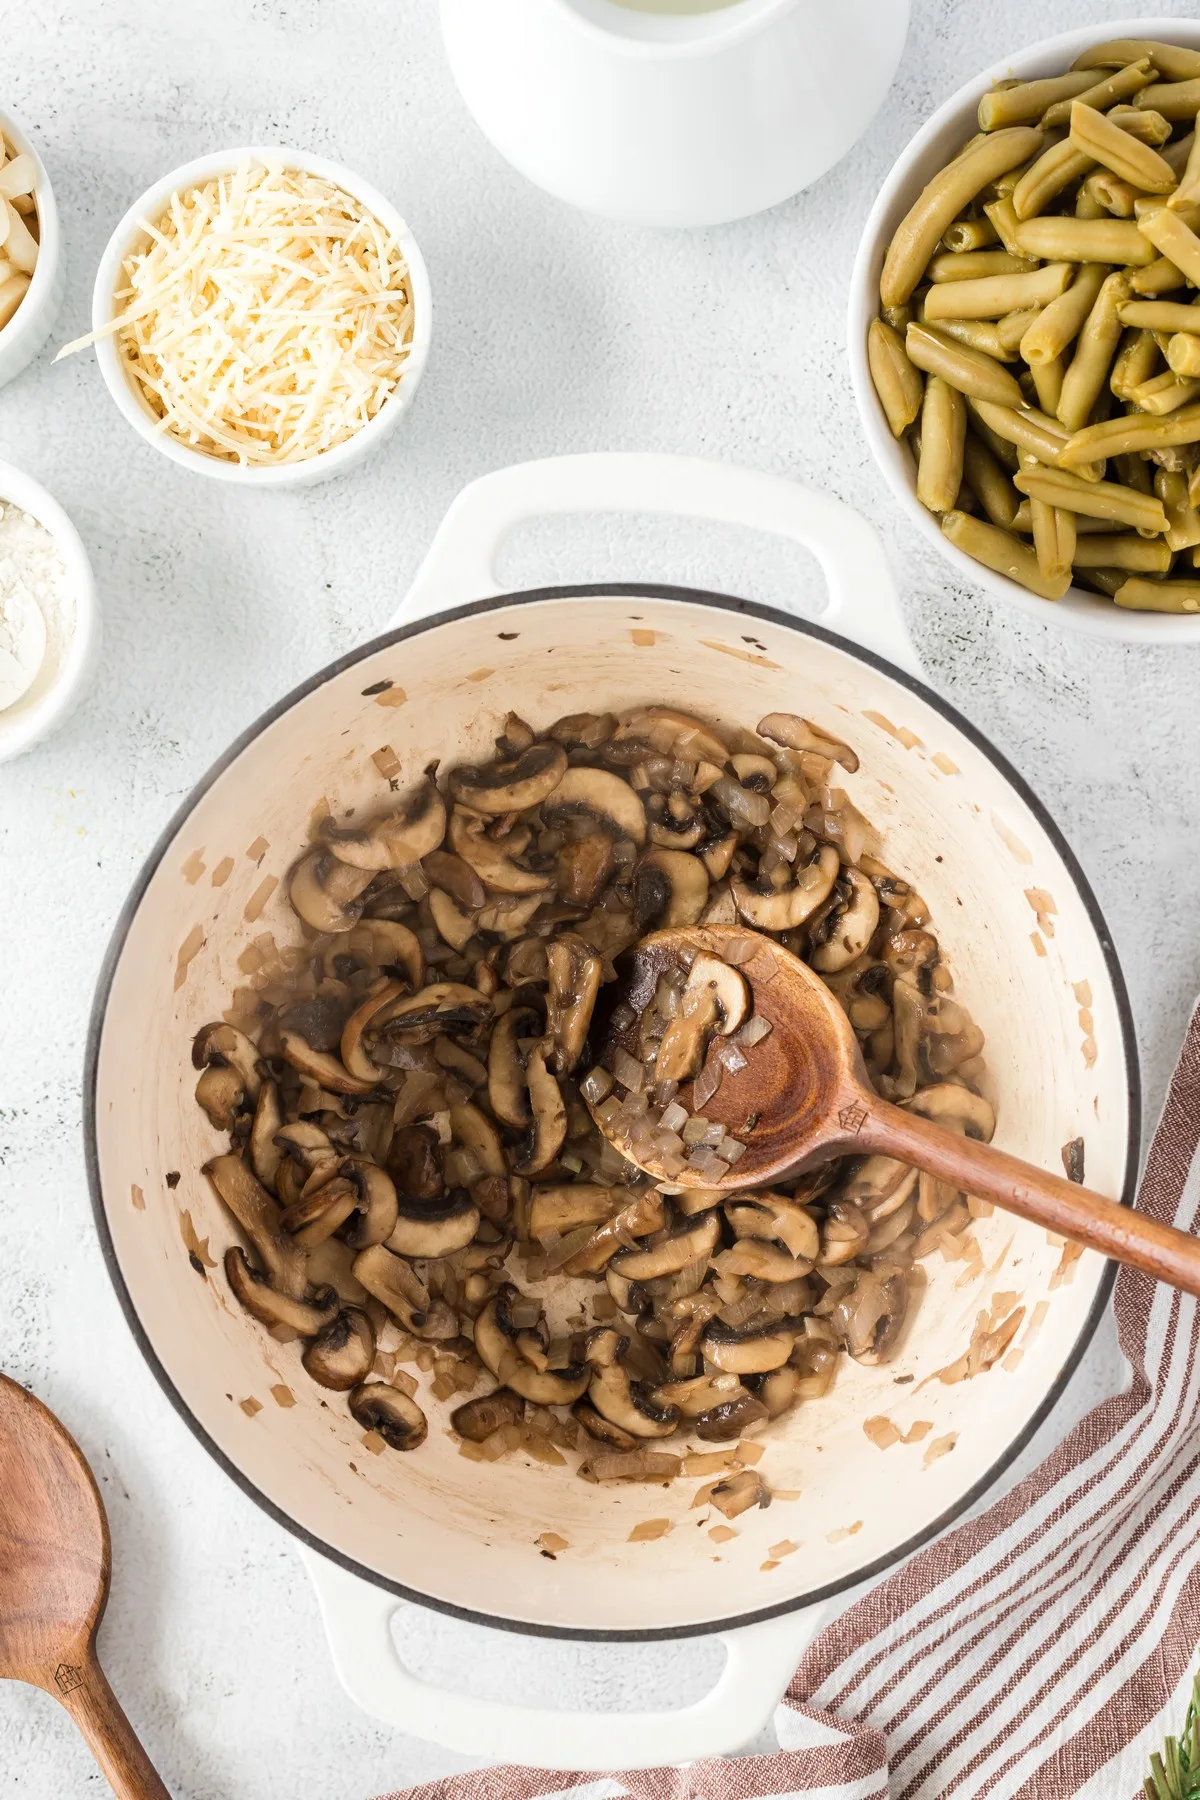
top-left (90, 147), bottom-right (432, 488)
top-left (0, 106), bottom-right (63, 390)
top-left (0, 457), bottom-right (99, 763)
top-left (849, 18), bottom-right (1200, 643)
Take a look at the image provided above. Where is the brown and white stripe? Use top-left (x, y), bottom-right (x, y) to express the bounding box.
top-left (379, 1006), bottom-right (1200, 1800)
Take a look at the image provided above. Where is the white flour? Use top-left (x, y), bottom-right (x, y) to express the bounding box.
top-left (0, 500), bottom-right (73, 712)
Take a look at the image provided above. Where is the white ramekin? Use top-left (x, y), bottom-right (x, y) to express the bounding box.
top-left (849, 18), bottom-right (1200, 644)
top-left (0, 457), bottom-right (99, 764)
top-left (0, 106), bottom-right (64, 391)
top-left (88, 147), bottom-right (432, 489)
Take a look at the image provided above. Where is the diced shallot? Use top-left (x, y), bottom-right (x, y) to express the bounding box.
top-left (581, 1066), bottom-right (613, 1105)
top-left (612, 1047), bottom-right (645, 1093)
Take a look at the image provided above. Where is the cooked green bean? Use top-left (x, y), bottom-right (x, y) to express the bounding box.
top-left (1031, 352), bottom-right (1065, 414)
top-left (940, 508), bottom-right (1071, 598)
top-left (1057, 271), bottom-right (1131, 430)
top-left (996, 306), bottom-right (1044, 351)
top-left (923, 262), bottom-right (1072, 321)
top-left (1013, 464), bottom-right (1169, 531)
top-left (1076, 566), bottom-right (1125, 595)
top-left (932, 316), bottom-right (1018, 360)
top-left (904, 322), bottom-right (1025, 406)
top-left (1170, 125), bottom-right (1200, 210)
top-left (1019, 261), bottom-right (1109, 362)
top-left (1068, 101), bottom-right (1177, 191)
top-left (978, 71), bottom-right (1104, 132)
top-left (926, 250), bottom-right (1039, 282)
top-left (1085, 170), bottom-right (1139, 218)
top-left (941, 216), bottom-right (1001, 253)
top-left (1167, 331), bottom-right (1200, 377)
top-left (1137, 205), bottom-right (1200, 285)
top-left (1110, 326), bottom-right (1161, 398)
top-left (1156, 467), bottom-right (1200, 548)
top-left (969, 397), bottom-right (1071, 464)
top-left (1129, 370), bottom-right (1200, 413)
top-left (1029, 490), bottom-right (1076, 578)
top-left (1129, 254), bottom-right (1187, 294)
top-left (1163, 130), bottom-right (1197, 175)
top-left (1013, 141), bottom-right (1093, 219)
top-left (1105, 106), bottom-right (1174, 148)
top-left (962, 430), bottom-right (1021, 526)
top-left (970, 409), bottom-right (1021, 470)
top-left (881, 126), bottom-right (1045, 308)
top-left (1116, 453), bottom-right (1154, 494)
top-left (1012, 217), bottom-right (1158, 264)
top-left (1042, 59), bottom-right (1154, 128)
top-left (868, 319), bottom-right (926, 437)
top-left (1071, 532), bottom-right (1173, 569)
top-left (1114, 575), bottom-right (1200, 610)
top-left (983, 195), bottom-right (1026, 254)
top-left (1118, 299), bottom-right (1200, 330)
top-left (1010, 498), bottom-right (1033, 531)
top-left (916, 376), bottom-right (966, 512)
top-left (1072, 41), bottom-right (1200, 81)
top-left (1134, 80), bottom-right (1200, 124)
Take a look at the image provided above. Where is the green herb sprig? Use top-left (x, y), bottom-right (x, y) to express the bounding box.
top-left (1145, 1670), bottom-right (1200, 1800)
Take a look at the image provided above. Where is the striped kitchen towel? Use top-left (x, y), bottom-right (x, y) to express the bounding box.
top-left (382, 1004), bottom-right (1200, 1800)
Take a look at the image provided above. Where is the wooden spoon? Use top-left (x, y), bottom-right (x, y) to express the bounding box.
top-left (0, 1373), bottom-right (170, 1797)
top-left (594, 923), bottom-right (1200, 1298)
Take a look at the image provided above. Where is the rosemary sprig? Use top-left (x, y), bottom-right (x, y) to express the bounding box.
top-left (1145, 1671), bottom-right (1200, 1800)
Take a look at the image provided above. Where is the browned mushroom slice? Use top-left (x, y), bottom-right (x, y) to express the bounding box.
top-left (447, 810), bottom-right (553, 896)
top-left (338, 1157), bottom-right (399, 1248)
top-left (385, 1124), bottom-right (444, 1200)
top-left (810, 868), bottom-right (881, 974)
top-left (339, 918), bottom-right (425, 989)
top-left (352, 1244), bottom-right (458, 1339)
top-left (694, 1392), bottom-right (770, 1441)
top-left (513, 1046), bottom-right (567, 1177)
top-left (556, 833), bottom-right (615, 906)
top-left (349, 1382), bottom-right (428, 1450)
top-left (609, 1210), bottom-right (720, 1283)
top-left (724, 1194), bottom-right (820, 1262)
top-left (387, 1191), bottom-right (480, 1258)
top-left (615, 706), bottom-right (729, 767)
top-left (322, 777), bottom-right (447, 871)
top-left (573, 1399), bottom-right (640, 1450)
top-left (423, 849), bottom-right (486, 910)
top-left (373, 982), bottom-right (492, 1048)
top-left (548, 711), bottom-right (617, 748)
top-left (584, 1338), bottom-right (679, 1440)
top-left (449, 742), bottom-right (567, 814)
top-left (448, 1103), bottom-right (506, 1180)
top-left (840, 1158), bottom-right (918, 1223)
top-left (545, 934), bottom-right (601, 1074)
top-left (542, 766), bottom-right (648, 848)
top-left (903, 1083), bottom-right (995, 1142)
top-left (757, 712), bottom-right (859, 772)
top-left (732, 843), bottom-right (840, 932)
top-left (451, 1387), bottom-right (525, 1442)
top-left (204, 1153), bottom-right (308, 1299)
top-left (279, 1030), bottom-right (377, 1097)
top-left (302, 1307), bottom-right (376, 1390)
top-left (340, 979), bottom-right (408, 1083)
top-left (819, 1199), bottom-right (870, 1266)
top-left (646, 792), bottom-right (707, 850)
top-left (730, 753), bottom-right (777, 791)
top-left (833, 1266), bottom-right (908, 1364)
top-left (289, 850), bottom-right (374, 933)
top-left (708, 1469), bottom-right (771, 1519)
top-left (249, 1080), bottom-right (284, 1191)
top-left (192, 1023), bottom-right (263, 1132)
top-left (632, 848), bottom-right (709, 931)
top-left (487, 1004), bottom-right (539, 1127)
top-left (281, 1176), bottom-right (360, 1248)
top-left (699, 832), bottom-right (738, 882)
top-left (224, 1247), bottom-right (337, 1334)
top-left (702, 1317), bottom-right (799, 1374)
top-left (563, 1189), bottom-right (666, 1275)
top-left (475, 893), bottom-right (545, 940)
top-left (654, 953), bottom-right (749, 1086)
top-left (712, 1242), bottom-right (812, 1283)
top-left (757, 1366), bottom-right (801, 1418)
top-left (653, 1372), bottom-right (746, 1416)
top-left (528, 1183), bottom-right (624, 1242)
top-left (428, 887), bottom-right (477, 952)
top-left (473, 1286), bottom-right (589, 1405)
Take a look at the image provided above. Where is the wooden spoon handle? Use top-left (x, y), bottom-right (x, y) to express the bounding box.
top-left (55, 1648), bottom-right (171, 1799)
top-left (863, 1097), bottom-right (1200, 1298)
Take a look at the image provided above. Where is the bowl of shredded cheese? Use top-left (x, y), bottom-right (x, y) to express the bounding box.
top-left (67, 149), bottom-right (431, 485)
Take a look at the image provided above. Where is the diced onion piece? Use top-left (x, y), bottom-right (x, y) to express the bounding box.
top-left (612, 1047), bottom-right (645, 1093)
top-left (582, 1066), bottom-right (613, 1105)
top-left (736, 1015), bottom-right (773, 1048)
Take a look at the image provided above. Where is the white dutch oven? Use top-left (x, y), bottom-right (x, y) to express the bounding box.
top-left (86, 455), bottom-right (1138, 1771)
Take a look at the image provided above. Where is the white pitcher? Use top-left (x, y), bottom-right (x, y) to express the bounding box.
top-left (440, 0), bottom-right (910, 228)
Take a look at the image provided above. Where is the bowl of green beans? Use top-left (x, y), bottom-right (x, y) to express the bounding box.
top-left (849, 19), bottom-right (1200, 639)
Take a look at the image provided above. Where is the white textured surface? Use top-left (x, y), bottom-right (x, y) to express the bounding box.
top-left (0, 1), bottom-right (1178, 1794)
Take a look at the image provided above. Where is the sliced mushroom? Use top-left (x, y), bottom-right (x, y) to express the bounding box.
top-left (819, 1199), bottom-right (870, 1266)
top-left (249, 1081), bottom-right (284, 1190)
top-left (277, 987), bottom-right (351, 1052)
top-left (564, 1189), bottom-right (666, 1275)
top-left (646, 792), bottom-right (707, 851)
top-left (338, 1157), bottom-right (400, 1248)
top-left (653, 1372), bottom-right (746, 1417)
top-left (632, 849), bottom-right (709, 931)
top-left (204, 1153), bottom-right (309, 1300)
top-left (713, 1242), bottom-right (812, 1283)
top-left (609, 1210), bottom-right (720, 1282)
top-left (273, 1121), bottom-right (339, 1199)
top-left (224, 1246), bottom-right (338, 1334)
top-left (732, 843), bottom-right (840, 932)
top-left (731, 753), bottom-right (777, 790)
top-left (449, 742), bottom-right (567, 814)
top-left (323, 778), bottom-right (447, 871)
top-left (615, 706), bottom-right (728, 767)
top-left (758, 1366), bottom-right (801, 1418)
top-left (475, 892), bottom-right (545, 940)
top-left (340, 919), bottom-right (425, 989)
top-left (373, 982), bottom-right (492, 1047)
top-left (556, 833), bottom-right (615, 906)
top-left (573, 1399), bottom-right (639, 1449)
top-left (548, 710), bottom-right (617, 748)
top-left (699, 833), bottom-right (738, 881)
top-left (904, 1083), bottom-right (995, 1142)
top-left (386, 1190), bottom-right (480, 1258)
top-left (513, 1046), bottom-right (567, 1176)
top-left (545, 934), bottom-right (601, 1075)
top-left (448, 809), bottom-right (553, 896)
top-left (348, 1382), bottom-right (428, 1450)
top-left (654, 952), bottom-right (749, 1085)
top-left (542, 767), bottom-right (647, 847)
top-left (810, 869), bottom-right (881, 974)
top-left (192, 1024), bottom-right (263, 1129)
top-left (423, 850), bottom-right (486, 911)
top-left (698, 881), bottom-right (738, 925)
top-left (724, 1194), bottom-right (820, 1262)
top-left (352, 1244), bottom-right (458, 1338)
top-left (282, 1176), bottom-right (360, 1249)
top-left (529, 1183), bottom-right (623, 1242)
top-left (840, 1159), bottom-right (918, 1224)
top-left (449, 1102), bottom-right (506, 1178)
top-left (474, 1287), bottom-right (589, 1405)
top-left (435, 1037), bottom-right (488, 1089)
top-left (694, 1392), bottom-right (770, 1440)
top-left (834, 1266), bottom-right (908, 1364)
top-left (585, 1343), bottom-right (680, 1440)
top-left (702, 1317), bottom-right (799, 1373)
top-left (279, 1030), bottom-right (377, 1097)
top-left (487, 1005), bottom-right (538, 1128)
top-left (289, 850), bottom-right (374, 934)
top-left (302, 1307), bottom-right (376, 1389)
top-left (428, 888), bottom-right (477, 952)
top-left (757, 712), bottom-right (859, 772)
top-left (451, 1387), bottom-right (525, 1442)
top-left (340, 979), bottom-right (408, 1083)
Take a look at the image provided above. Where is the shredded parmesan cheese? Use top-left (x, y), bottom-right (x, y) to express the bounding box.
top-left (60, 161), bottom-right (414, 466)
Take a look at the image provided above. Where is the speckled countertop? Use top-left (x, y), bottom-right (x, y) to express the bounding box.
top-left (0, 1), bottom-right (1186, 1794)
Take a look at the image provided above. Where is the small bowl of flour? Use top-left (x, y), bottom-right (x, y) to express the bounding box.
top-left (0, 459), bottom-right (98, 763)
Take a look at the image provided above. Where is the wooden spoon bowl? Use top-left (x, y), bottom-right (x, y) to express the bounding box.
top-left (598, 923), bottom-right (1200, 1300)
top-left (0, 1373), bottom-right (169, 1797)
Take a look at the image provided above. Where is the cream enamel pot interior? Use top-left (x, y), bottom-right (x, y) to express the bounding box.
top-left (86, 454), bottom-right (1137, 1771)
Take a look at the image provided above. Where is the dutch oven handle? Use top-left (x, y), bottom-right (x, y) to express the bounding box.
top-left (302, 1544), bottom-right (830, 1769)
top-left (392, 451), bottom-right (919, 677)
